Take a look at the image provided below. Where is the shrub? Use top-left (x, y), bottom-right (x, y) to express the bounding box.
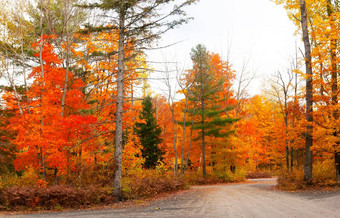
top-left (183, 168), bottom-right (246, 185)
top-left (277, 170), bottom-right (305, 190)
top-left (312, 160), bottom-right (336, 186)
top-left (277, 161), bottom-right (337, 191)
top-left (0, 167), bottom-right (44, 190)
top-left (246, 171), bottom-right (272, 179)
top-left (122, 170), bottom-right (187, 199)
top-left (0, 173), bottom-right (20, 190)
top-left (182, 171), bottom-right (222, 185)
top-left (0, 185), bottom-right (116, 211)
top-left (0, 167), bottom-right (189, 211)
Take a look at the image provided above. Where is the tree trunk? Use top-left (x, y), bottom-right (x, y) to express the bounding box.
top-left (184, 108), bottom-right (196, 174)
top-left (327, 0), bottom-right (339, 185)
top-left (113, 13), bottom-right (125, 201)
top-left (54, 167), bottom-right (59, 185)
top-left (61, 0), bottom-right (70, 118)
top-left (290, 148), bottom-right (294, 171)
top-left (171, 107), bottom-right (178, 177)
top-left (202, 100), bottom-right (206, 177)
top-left (284, 96), bottom-right (289, 171)
top-left (180, 95), bottom-right (189, 175)
top-left (300, 0), bottom-right (313, 184)
top-left (200, 61), bottom-right (206, 177)
top-left (335, 152), bottom-right (340, 183)
top-left (39, 0), bottom-right (47, 181)
top-left (286, 146), bottom-right (289, 170)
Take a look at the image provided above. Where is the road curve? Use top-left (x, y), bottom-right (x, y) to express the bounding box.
top-left (5, 178), bottom-right (340, 218)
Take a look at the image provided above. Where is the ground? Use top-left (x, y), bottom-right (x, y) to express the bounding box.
top-left (3, 178), bottom-right (340, 218)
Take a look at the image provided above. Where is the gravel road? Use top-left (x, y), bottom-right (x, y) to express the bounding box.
top-left (4, 178), bottom-right (340, 218)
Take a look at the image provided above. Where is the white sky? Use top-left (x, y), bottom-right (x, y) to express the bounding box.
top-left (147, 0), bottom-right (301, 98)
top-left (0, 0), bottom-right (301, 102)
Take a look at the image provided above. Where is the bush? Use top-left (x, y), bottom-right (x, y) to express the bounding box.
top-left (182, 171), bottom-right (222, 185)
top-left (0, 185), bottom-right (116, 211)
top-left (277, 170), bottom-right (305, 191)
top-left (0, 167), bottom-right (47, 190)
top-left (312, 160), bottom-right (337, 186)
top-left (122, 171), bottom-right (187, 199)
top-left (246, 171), bottom-right (272, 179)
top-left (213, 169), bottom-right (246, 183)
top-left (183, 169), bottom-right (246, 185)
top-left (0, 173), bottom-right (20, 190)
top-left (277, 161), bottom-right (337, 191)
top-left (0, 167), bottom-right (189, 211)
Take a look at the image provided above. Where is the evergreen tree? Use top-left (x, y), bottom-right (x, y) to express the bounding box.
top-left (135, 96), bottom-right (163, 169)
top-left (188, 44), bottom-right (239, 177)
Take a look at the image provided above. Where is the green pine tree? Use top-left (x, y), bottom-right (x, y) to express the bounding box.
top-left (134, 96), bottom-right (163, 169)
top-left (188, 44), bottom-right (239, 177)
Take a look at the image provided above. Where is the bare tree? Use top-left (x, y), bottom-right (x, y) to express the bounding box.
top-left (268, 70), bottom-right (294, 170)
top-left (234, 60), bottom-right (255, 118)
top-left (177, 65), bottom-right (195, 175)
top-left (230, 59), bottom-right (255, 173)
top-left (162, 60), bottom-right (179, 176)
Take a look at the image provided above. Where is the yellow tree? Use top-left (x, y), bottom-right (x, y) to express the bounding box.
top-left (275, 0), bottom-right (340, 182)
top-left (275, 0), bottom-right (317, 183)
top-left (310, 2), bottom-right (340, 182)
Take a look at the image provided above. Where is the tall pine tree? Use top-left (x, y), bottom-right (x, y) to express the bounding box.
top-left (188, 44), bottom-right (238, 177)
top-left (135, 96), bottom-right (163, 169)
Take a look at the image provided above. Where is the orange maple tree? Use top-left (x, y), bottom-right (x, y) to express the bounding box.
top-left (4, 36), bottom-right (98, 182)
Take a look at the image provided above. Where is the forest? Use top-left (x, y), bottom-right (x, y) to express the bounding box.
top-left (0, 0), bottom-right (339, 211)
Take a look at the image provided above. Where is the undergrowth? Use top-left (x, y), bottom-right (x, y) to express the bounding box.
top-left (246, 171), bottom-right (272, 179)
top-left (183, 168), bottom-right (246, 185)
top-left (0, 167), bottom-right (249, 211)
top-left (277, 161), bottom-right (339, 191)
top-left (0, 168), bottom-right (188, 211)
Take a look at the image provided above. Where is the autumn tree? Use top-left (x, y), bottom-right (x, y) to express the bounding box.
top-left (187, 44), bottom-right (238, 176)
top-left (308, 1), bottom-right (340, 183)
top-left (4, 37), bottom-right (97, 184)
top-left (0, 93), bottom-right (17, 175)
top-left (275, 0), bottom-right (314, 183)
top-left (236, 95), bottom-right (284, 171)
top-left (298, 0), bottom-right (313, 184)
top-left (81, 0), bottom-right (197, 199)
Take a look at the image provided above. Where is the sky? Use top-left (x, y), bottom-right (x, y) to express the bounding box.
top-left (0, 0), bottom-right (300, 102)
top-left (147, 0), bottom-right (300, 98)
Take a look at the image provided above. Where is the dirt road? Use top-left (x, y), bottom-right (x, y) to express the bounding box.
top-left (6, 178), bottom-right (340, 218)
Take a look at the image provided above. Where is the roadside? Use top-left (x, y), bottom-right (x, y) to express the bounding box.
top-left (4, 178), bottom-right (339, 218)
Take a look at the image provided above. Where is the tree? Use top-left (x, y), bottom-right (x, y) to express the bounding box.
top-left (299, 0), bottom-right (313, 184)
top-left (309, 0), bottom-right (340, 183)
top-left (134, 96), bottom-right (163, 169)
top-left (4, 37), bottom-right (97, 183)
top-left (177, 66), bottom-right (195, 175)
top-left (275, 0), bottom-right (314, 183)
top-left (81, 0), bottom-right (197, 199)
top-left (0, 94), bottom-right (17, 175)
top-left (188, 44), bottom-right (238, 176)
top-left (268, 70), bottom-right (294, 170)
top-left (0, 0), bottom-right (35, 115)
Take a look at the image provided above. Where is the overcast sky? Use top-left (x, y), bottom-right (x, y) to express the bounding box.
top-left (147, 0), bottom-right (300, 97)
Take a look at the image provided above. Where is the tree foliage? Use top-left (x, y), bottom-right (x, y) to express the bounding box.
top-left (135, 96), bottom-right (163, 169)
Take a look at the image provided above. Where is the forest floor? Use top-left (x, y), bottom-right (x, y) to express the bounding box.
top-left (3, 178), bottom-right (340, 218)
